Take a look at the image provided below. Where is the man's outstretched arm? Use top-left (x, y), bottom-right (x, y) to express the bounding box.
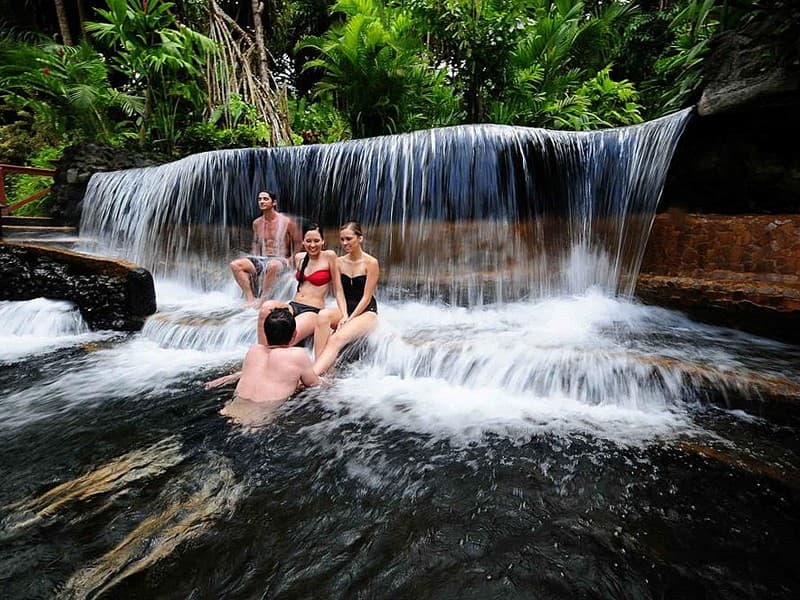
top-left (204, 370), bottom-right (241, 390)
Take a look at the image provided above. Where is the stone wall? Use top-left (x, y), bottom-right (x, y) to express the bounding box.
top-left (642, 212), bottom-right (800, 281)
top-left (0, 242), bottom-right (157, 331)
top-left (637, 213), bottom-right (800, 343)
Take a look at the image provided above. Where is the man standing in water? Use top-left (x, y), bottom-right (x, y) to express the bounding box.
top-left (229, 191), bottom-right (302, 305)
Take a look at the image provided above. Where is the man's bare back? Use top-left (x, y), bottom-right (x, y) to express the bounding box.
top-left (234, 344), bottom-right (319, 405)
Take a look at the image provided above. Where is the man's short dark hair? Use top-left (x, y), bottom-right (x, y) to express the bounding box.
top-left (264, 308), bottom-right (295, 345)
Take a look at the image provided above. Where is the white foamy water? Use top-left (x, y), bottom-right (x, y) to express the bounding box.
top-left (0, 299), bottom-right (109, 361)
top-left (308, 293), bottom-right (701, 445)
top-left (0, 330), bottom-right (243, 430)
top-left (3, 282), bottom-right (797, 443)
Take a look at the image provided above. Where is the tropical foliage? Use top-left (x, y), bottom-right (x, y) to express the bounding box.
top-left (86, 0), bottom-right (216, 150)
top-left (0, 0), bottom-right (765, 182)
top-left (482, 0), bottom-right (643, 128)
top-left (298, 0), bottom-right (462, 137)
top-left (0, 39), bottom-right (136, 142)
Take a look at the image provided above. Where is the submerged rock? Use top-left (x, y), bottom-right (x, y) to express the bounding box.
top-left (0, 242), bottom-right (156, 331)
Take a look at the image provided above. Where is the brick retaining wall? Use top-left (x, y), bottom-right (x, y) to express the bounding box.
top-left (637, 213), bottom-right (800, 342)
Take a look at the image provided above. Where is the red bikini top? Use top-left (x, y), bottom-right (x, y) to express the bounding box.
top-left (296, 268), bottom-right (332, 286)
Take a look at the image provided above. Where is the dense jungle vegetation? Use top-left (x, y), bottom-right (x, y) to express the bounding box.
top-left (0, 0), bottom-right (769, 214)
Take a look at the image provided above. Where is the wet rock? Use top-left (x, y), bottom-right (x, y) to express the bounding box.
top-left (636, 273), bottom-right (800, 344)
top-left (0, 242), bottom-right (156, 331)
top-left (50, 142), bottom-right (163, 227)
top-left (638, 213), bottom-right (800, 342)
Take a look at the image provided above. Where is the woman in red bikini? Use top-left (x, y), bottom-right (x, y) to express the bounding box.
top-left (257, 223), bottom-right (342, 354)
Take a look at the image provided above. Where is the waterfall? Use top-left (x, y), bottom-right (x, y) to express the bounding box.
top-left (79, 109), bottom-right (690, 302)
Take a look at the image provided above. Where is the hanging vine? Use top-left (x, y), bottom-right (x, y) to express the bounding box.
top-left (205, 0), bottom-right (294, 145)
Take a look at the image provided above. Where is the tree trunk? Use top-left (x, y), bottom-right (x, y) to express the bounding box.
top-left (140, 82), bottom-right (152, 147)
top-left (54, 0), bottom-right (74, 46)
top-left (76, 0), bottom-right (87, 39)
top-left (250, 0), bottom-right (271, 87)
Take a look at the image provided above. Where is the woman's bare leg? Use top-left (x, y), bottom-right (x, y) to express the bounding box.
top-left (313, 313), bottom-right (377, 375)
top-left (313, 307), bottom-right (342, 359)
top-left (292, 312), bottom-right (318, 346)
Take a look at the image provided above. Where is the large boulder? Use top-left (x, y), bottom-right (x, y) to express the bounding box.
top-left (0, 242), bottom-right (156, 331)
top-left (661, 3), bottom-right (800, 215)
top-left (696, 4), bottom-right (799, 118)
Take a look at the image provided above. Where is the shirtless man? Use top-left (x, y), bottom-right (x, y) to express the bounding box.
top-left (229, 191), bottom-right (302, 304)
top-left (216, 308), bottom-right (319, 424)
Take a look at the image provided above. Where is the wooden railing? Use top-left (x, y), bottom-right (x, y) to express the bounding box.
top-left (0, 163), bottom-right (56, 239)
top-left (0, 163), bottom-right (56, 214)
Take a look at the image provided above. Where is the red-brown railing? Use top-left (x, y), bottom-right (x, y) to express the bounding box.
top-left (0, 163), bottom-right (56, 215)
top-left (0, 163), bottom-right (56, 239)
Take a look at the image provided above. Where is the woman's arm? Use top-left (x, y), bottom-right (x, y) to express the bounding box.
top-left (329, 253), bottom-right (348, 318)
top-left (297, 351), bottom-right (320, 389)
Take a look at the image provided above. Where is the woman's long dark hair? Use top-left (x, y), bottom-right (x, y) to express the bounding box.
top-left (297, 223), bottom-right (322, 291)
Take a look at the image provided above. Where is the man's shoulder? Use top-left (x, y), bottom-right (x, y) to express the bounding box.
top-left (269, 345), bottom-right (304, 355)
top-left (284, 347), bottom-right (313, 362)
top-left (282, 213), bottom-right (299, 227)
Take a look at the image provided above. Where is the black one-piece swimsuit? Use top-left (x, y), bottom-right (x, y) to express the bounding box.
top-left (341, 274), bottom-right (378, 315)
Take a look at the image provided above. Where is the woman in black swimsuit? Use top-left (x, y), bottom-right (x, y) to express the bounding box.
top-left (313, 222), bottom-right (379, 375)
top-left (258, 223), bottom-right (340, 351)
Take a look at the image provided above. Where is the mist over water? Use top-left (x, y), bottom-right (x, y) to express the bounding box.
top-left (2, 113), bottom-right (799, 598)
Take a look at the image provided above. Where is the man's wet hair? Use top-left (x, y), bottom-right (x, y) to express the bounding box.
top-left (258, 190), bottom-right (278, 201)
top-left (264, 308), bottom-right (296, 345)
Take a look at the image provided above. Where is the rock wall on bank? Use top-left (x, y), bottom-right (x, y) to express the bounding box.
top-left (662, 2), bottom-right (799, 214)
top-left (0, 242), bottom-right (157, 331)
top-left (637, 213), bottom-right (800, 343)
top-left (635, 4), bottom-right (800, 342)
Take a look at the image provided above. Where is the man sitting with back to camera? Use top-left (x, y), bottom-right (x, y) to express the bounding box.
top-left (212, 308), bottom-right (319, 422)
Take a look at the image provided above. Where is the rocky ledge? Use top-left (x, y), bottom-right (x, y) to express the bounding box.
top-left (636, 213), bottom-right (800, 343)
top-left (636, 274), bottom-right (800, 344)
top-left (0, 242), bottom-right (156, 331)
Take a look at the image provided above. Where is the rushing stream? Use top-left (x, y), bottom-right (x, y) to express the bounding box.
top-left (1, 112), bottom-right (799, 598)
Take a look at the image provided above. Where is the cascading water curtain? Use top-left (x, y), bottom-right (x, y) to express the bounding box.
top-left (80, 109), bottom-right (691, 302)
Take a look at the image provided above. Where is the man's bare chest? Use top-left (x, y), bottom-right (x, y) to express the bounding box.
top-left (256, 218), bottom-right (286, 241)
